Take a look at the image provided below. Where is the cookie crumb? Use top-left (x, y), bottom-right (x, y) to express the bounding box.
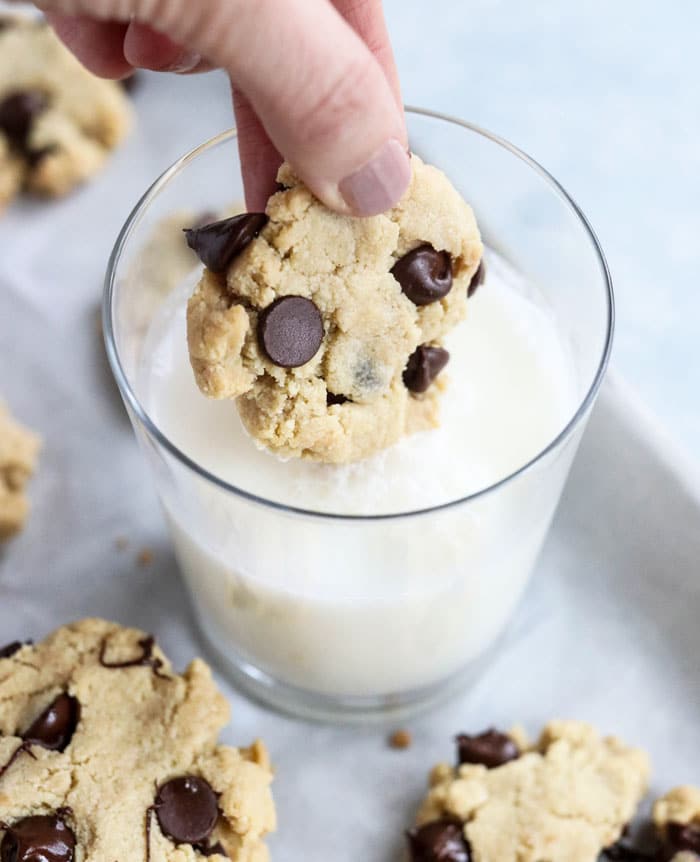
top-left (389, 729), bottom-right (412, 750)
top-left (114, 536), bottom-right (129, 551)
top-left (136, 547), bottom-right (154, 567)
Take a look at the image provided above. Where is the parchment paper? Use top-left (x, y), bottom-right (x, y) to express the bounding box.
top-left (1, 70), bottom-right (699, 860)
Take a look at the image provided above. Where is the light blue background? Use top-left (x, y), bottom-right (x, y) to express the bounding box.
top-left (385, 0), bottom-right (700, 455)
top-left (4, 0), bottom-right (697, 453)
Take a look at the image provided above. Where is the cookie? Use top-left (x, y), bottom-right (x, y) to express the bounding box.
top-left (0, 16), bottom-right (131, 211)
top-left (0, 402), bottom-right (40, 541)
top-left (186, 155), bottom-right (483, 463)
top-left (653, 786), bottom-right (700, 860)
top-left (409, 720), bottom-right (649, 862)
top-left (0, 619), bottom-right (275, 862)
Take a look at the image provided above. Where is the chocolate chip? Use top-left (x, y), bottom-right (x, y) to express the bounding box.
top-left (0, 90), bottom-right (49, 150)
top-left (184, 213), bottom-right (268, 273)
top-left (403, 346), bottom-right (449, 394)
top-left (602, 843), bottom-right (655, 861)
top-left (155, 776), bottom-right (219, 846)
top-left (26, 144), bottom-right (58, 168)
top-left (198, 842), bottom-right (226, 857)
top-left (99, 635), bottom-right (169, 679)
top-left (456, 729), bottom-right (520, 769)
top-left (391, 244), bottom-right (453, 306)
top-left (120, 73), bottom-right (140, 93)
top-left (0, 17), bottom-right (15, 33)
top-left (326, 392), bottom-right (349, 406)
top-left (258, 296), bottom-right (323, 368)
top-left (23, 693), bottom-right (80, 752)
top-left (407, 819), bottom-right (471, 862)
top-left (0, 641), bottom-right (23, 659)
top-left (667, 822), bottom-right (700, 853)
top-left (468, 260), bottom-right (486, 298)
top-left (0, 815), bottom-right (76, 862)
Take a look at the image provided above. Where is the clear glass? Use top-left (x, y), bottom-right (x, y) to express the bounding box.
top-left (104, 109), bottom-right (613, 722)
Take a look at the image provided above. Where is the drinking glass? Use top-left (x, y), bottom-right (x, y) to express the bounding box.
top-left (104, 108), bottom-right (613, 722)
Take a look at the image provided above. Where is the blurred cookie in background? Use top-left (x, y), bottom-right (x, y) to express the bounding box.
top-left (0, 15), bottom-right (132, 213)
top-left (0, 401), bottom-right (40, 541)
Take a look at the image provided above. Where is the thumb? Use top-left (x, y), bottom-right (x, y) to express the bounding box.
top-left (34, 0), bottom-right (410, 215)
top-left (218, 0), bottom-right (411, 216)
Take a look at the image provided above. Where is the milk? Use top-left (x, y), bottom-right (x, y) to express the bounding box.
top-left (138, 253), bottom-right (581, 702)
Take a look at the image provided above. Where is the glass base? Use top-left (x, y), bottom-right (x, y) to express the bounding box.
top-left (194, 614), bottom-right (499, 725)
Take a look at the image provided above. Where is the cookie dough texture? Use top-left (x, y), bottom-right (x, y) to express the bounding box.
top-left (0, 619), bottom-right (275, 862)
top-left (187, 156), bottom-right (483, 463)
top-left (0, 17), bottom-right (131, 211)
top-left (0, 402), bottom-right (40, 540)
top-left (417, 720), bottom-right (650, 862)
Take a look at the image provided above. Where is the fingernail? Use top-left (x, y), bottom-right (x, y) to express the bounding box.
top-left (339, 139), bottom-right (411, 216)
top-left (166, 50), bottom-right (201, 74)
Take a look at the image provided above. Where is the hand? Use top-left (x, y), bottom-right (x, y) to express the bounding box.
top-left (30, 0), bottom-right (410, 216)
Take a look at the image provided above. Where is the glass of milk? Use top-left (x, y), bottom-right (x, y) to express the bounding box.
top-left (104, 109), bottom-right (613, 722)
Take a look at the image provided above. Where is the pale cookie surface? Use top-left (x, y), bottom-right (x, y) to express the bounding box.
top-left (186, 155), bottom-right (483, 463)
top-left (411, 720), bottom-right (649, 862)
top-left (0, 16), bottom-right (131, 211)
top-left (0, 619), bottom-right (275, 862)
top-left (0, 402), bottom-right (40, 540)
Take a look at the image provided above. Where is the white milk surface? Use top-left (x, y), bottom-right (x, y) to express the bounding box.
top-left (138, 254), bottom-right (581, 700)
top-left (142, 254), bottom-right (577, 516)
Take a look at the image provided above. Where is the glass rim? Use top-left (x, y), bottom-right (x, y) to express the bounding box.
top-left (103, 106), bottom-right (615, 523)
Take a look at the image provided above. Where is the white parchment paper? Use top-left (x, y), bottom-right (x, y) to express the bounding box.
top-left (1, 71), bottom-right (699, 860)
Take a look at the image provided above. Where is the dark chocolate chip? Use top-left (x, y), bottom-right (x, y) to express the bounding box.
top-left (198, 842), bottom-right (226, 857)
top-left (23, 693), bottom-right (80, 752)
top-left (407, 819), bottom-right (471, 862)
top-left (468, 260), bottom-right (486, 298)
top-left (0, 641), bottom-right (23, 659)
top-left (155, 776), bottom-right (219, 846)
top-left (602, 843), bottom-right (656, 861)
top-left (0, 17), bottom-right (15, 33)
top-left (667, 822), bottom-right (700, 853)
top-left (26, 144), bottom-right (58, 168)
top-left (0, 90), bottom-right (49, 150)
top-left (184, 213), bottom-right (268, 273)
top-left (326, 392), bottom-right (349, 406)
top-left (403, 346), bottom-right (449, 394)
top-left (0, 815), bottom-right (76, 862)
top-left (258, 296), bottom-right (323, 368)
top-left (456, 729), bottom-right (520, 769)
top-left (120, 72), bottom-right (140, 93)
top-left (99, 635), bottom-right (169, 679)
top-left (391, 244), bottom-right (453, 306)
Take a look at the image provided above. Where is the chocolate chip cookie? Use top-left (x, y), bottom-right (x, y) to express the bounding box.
top-left (653, 786), bottom-right (700, 860)
top-left (0, 619), bottom-right (275, 861)
top-left (0, 402), bottom-right (40, 541)
top-left (186, 155), bottom-right (483, 462)
top-left (409, 720), bottom-right (649, 862)
top-left (0, 16), bottom-right (131, 211)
